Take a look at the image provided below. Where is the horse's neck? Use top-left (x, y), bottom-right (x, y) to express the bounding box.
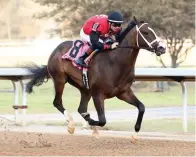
top-left (114, 34), bottom-right (139, 68)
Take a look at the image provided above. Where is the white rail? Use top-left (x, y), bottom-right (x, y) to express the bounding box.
top-left (0, 68), bottom-right (195, 131)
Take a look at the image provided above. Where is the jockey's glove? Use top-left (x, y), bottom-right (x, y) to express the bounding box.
top-left (111, 42), bottom-right (119, 49)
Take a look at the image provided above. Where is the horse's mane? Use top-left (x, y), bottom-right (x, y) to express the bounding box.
top-left (116, 19), bottom-right (146, 43)
top-left (139, 20), bottom-right (145, 23)
top-left (116, 20), bottom-right (137, 43)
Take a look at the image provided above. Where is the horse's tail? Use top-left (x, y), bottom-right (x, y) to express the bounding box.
top-left (26, 63), bottom-right (50, 94)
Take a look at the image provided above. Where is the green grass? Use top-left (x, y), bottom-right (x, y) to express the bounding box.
top-left (0, 80), bottom-right (195, 114)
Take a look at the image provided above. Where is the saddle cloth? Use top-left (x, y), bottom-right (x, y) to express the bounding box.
top-left (62, 40), bottom-right (90, 70)
top-left (62, 40), bottom-right (90, 89)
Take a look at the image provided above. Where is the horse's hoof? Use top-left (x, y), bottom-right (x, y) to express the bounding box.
top-left (92, 131), bottom-right (99, 139)
top-left (67, 121), bottom-right (75, 134)
top-left (81, 121), bottom-right (89, 130)
top-left (131, 135), bottom-right (137, 144)
top-left (68, 126), bottom-right (75, 134)
top-left (91, 126), bottom-right (99, 139)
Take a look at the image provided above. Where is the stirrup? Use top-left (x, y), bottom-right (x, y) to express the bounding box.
top-left (81, 62), bottom-right (88, 68)
top-left (76, 59), bottom-right (88, 68)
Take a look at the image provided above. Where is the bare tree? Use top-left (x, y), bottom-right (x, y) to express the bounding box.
top-left (35, 0), bottom-right (195, 68)
top-left (132, 0), bottom-right (195, 68)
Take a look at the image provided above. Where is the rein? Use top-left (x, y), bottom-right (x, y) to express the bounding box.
top-left (118, 45), bottom-right (155, 52)
top-left (118, 45), bottom-right (139, 49)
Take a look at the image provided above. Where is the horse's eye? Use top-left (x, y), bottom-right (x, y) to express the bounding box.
top-left (143, 32), bottom-right (148, 35)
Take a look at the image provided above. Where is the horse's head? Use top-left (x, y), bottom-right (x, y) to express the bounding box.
top-left (130, 16), bottom-right (166, 56)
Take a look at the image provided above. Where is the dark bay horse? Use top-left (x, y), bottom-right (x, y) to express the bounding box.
top-left (26, 17), bottom-right (166, 137)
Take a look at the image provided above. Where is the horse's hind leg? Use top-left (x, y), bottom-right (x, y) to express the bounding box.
top-left (52, 74), bottom-right (75, 134)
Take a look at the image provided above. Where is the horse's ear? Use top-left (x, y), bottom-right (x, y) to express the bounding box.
top-left (133, 16), bottom-right (138, 23)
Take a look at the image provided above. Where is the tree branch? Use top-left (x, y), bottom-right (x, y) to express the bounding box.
top-left (156, 56), bottom-right (167, 67)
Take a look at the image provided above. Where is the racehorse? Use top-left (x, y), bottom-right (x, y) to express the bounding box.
top-left (26, 17), bottom-right (166, 138)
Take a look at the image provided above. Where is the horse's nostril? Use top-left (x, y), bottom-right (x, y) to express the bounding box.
top-left (158, 42), bottom-right (166, 53)
top-left (160, 47), bottom-right (166, 54)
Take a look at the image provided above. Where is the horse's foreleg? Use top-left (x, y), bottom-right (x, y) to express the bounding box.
top-left (77, 90), bottom-right (92, 128)
top-left (78, 94), bottom-right (104, 127)
top-left (78, 91), bottom-right (100, 126)
top-left (83, 93), bottom-right (105, 138)
top-left (117, 89), bottom-right (145, 137)
top-left (92, 94), bottom-right (106, 127)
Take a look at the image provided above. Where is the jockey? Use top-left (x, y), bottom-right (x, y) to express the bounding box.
top-left (76, 11), bottom-right (124, 67)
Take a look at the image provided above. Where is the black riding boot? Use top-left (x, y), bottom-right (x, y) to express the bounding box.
top-left (76, 52), bottom-right (89, 67)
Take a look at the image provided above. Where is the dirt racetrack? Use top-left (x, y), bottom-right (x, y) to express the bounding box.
top-left (0, 131), bottom-right (195, 156)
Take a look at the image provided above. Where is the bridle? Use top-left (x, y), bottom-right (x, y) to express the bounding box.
top-left (136, 23), bottom-right (160, 48)
top-left (119, 22), bottom-right (160, 51)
